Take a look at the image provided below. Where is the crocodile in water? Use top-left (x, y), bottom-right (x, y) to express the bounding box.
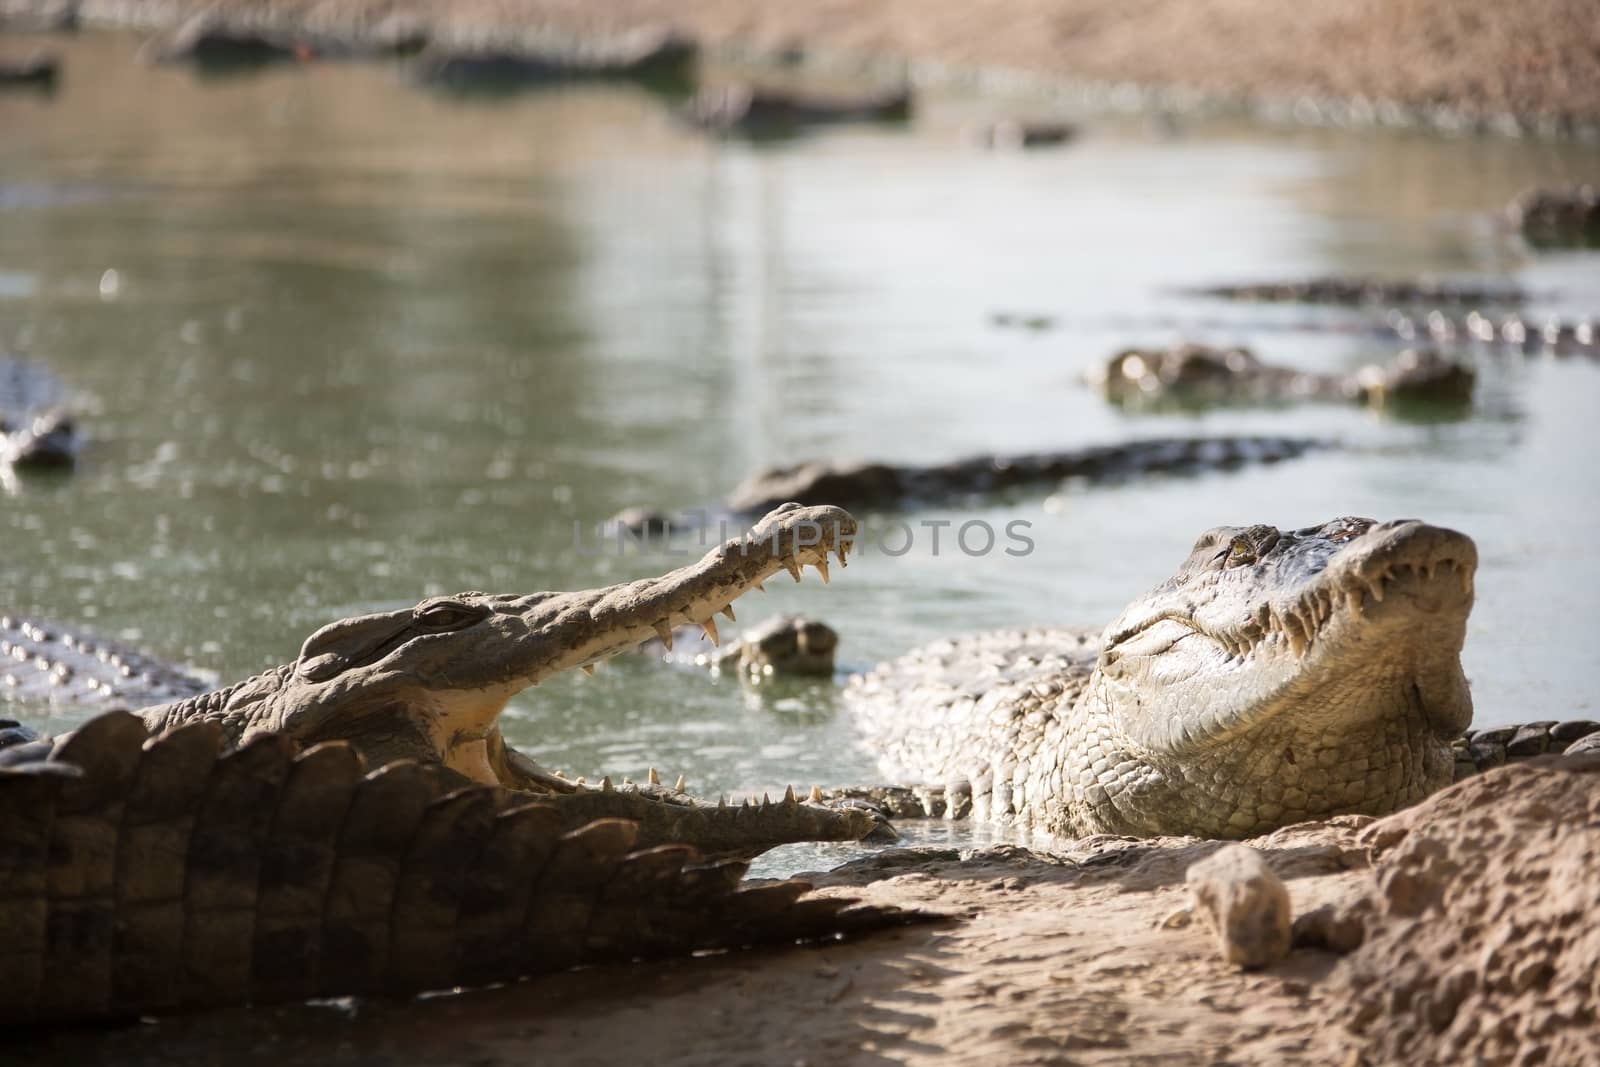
top-left (1089, 343), bottom-right (1474, 411)
top-left (1, 357), bottom-right (77, 472)
top-left (726, 436), bottom-right (1322, 515)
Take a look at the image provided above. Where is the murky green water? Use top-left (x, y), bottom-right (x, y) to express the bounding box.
top-left (4, 33), bottom-right (1599, 862)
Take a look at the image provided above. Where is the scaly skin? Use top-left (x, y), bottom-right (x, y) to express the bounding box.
top-left (727, 436), bottom-right (1322, 514)
top-left (14, 504), bottom-right (890, 858)
top-left (1, 357), bottom-right (77, 472)
top-left (847, 517), bottom-right (1487, 838)
top-left (0, 711), bottom-right (923, 1025)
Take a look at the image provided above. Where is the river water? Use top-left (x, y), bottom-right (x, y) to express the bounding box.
top-left (3, 32), bottom-right (1599, 870)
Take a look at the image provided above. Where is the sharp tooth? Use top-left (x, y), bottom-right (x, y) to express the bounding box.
top-left (581, 664), bottom-right (596, 676)
top-left (720, 604), bottom-right (736, 622)
top-left (674, 774), bottom-right (687, 792)
top-left (576, 776), bottom-right (586, 786)
top-left (718, 795), bottom-right (727, 808)
top-left (783, 558), bottom-right (803, 583)
top-left (555, 770), bottom-right (567, 779)
top-left (809, 785), bottom-right (824, 802)
top-left (836, 544), bottom-right (850, 567)
top-left (814, 559), bottom-right (830, 584)
top-left (601, 776), bottom-right (614, 792)
top-left (784, 784), bottom-right (796, 804)
top-left (654, 621), bottom-right (674, 651)
top-left (1369, 578), bottom-right (1385, 603)
top-left (754, 581), bottom-right (766, 593)
top-left (648, 767), bottom-right (660, 786)
top-left (702, 618), bottom-right (720, 646)
top-left (762, 792), bottom-right (772, 806)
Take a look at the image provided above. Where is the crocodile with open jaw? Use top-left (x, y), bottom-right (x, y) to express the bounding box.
top-left (846, 517), bottom-right (1500, 838)
top-left (0, 503), bottom-right (929, 1024)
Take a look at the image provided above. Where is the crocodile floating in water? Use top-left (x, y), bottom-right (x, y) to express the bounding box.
top-left (1506, 184), bottom-right (1600, 248)
top-left (1, 357), bottom-right (78, 472)
top-left (1089, 344), bottom-right (1475, 411)
top-left (0, 504), bottom-right (930, 1023)
top-left (726, 436), bottom-right (1322, 515)
top-left (684, 83), bottom-right (913, 136)
top-left (1182, 276), bottom-right (1529, 306)
top-left (639, 614), bottom-right (841, 679)
top-left (840, 516), bottom-right (1593, 839)
top-left (0, 614), bottom-right (213, 708)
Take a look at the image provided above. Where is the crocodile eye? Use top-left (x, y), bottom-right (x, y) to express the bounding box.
top-left (416, 603), bottom-right (482, 631)
top-left (1226, 538), bottom-right (1257, 566)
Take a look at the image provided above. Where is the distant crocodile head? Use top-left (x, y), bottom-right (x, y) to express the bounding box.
top-left (1091, 343), bottom-right (1474, 411)
top-left (849, 516), bottom-right (1477, 838)
top-left (712, 614), bottom-right (839, 677)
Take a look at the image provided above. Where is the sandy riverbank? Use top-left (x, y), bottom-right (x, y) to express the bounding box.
top-left (5, 0), bottom-right (1600, 133)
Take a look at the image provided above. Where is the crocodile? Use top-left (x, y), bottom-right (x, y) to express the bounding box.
top-left (640, 614), bottom-right (841, 678)
top-left (0, 503), bottom-right (933, 1023)
top-left (1089, 344), bottom-right (1475, 411)
top-left (408, 28), bottom-right (695, 92)
top-left (0, 614), bottom-right (214, 708)
top-left (843, 516), bottom-right (1521, 839)
top-left (727, 436), bottom-right (1322, 515)
top-left (684, 83), bottom-right (913, 136)
top-left (141, 11), bottom-right (428, 70)
top-left (3, 504), bottom-right (888, 858)
top-left (1182, 277), bottom-right (1529, 306)
top-left (1506, 184), bottom-right (1600, 248)
top-left (0, 709), bottom-right (920, 1025)
top-left (1, 357), bottom-right (78, 472)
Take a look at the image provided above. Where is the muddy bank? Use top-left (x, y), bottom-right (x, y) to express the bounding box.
top-left (6, 0), bottom-right (1600, 134)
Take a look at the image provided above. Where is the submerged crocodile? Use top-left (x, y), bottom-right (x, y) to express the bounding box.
top-left (1182, 277), bottom-right (1529, 306)
top-left (1, 357), bottom-right (78, 472)
top-left (639, 614), bottom-right (841, 679)
top-left (0, 504), bottom-right (930, 1023)
top-left (1089, 343), bottom-right (1475, 410)
top-left (841, 516), bottom-right (1591, 838)
top-left (1506, 184), bottom-right (1600, 248)
top-left (727, 436), bottom-right (1322, 515)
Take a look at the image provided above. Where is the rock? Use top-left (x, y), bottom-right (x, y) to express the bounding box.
top-left (1328, 754), bottom-right (1600, 1066)
top-left (1289, 901), bottom-right (1367, 954)
top-left (1184, 844), bottom-right (1291, 969)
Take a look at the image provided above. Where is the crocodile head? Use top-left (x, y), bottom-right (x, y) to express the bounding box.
top-left (180, 504), bottom-right (855, 789)
top-left (713, 614), bottom-right (839, 677)
top-left (1092, 516), bottom-right (1475, 833)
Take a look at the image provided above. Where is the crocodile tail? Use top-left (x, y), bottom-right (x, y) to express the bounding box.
top-left (0, 711), bottom-right (925, 1024)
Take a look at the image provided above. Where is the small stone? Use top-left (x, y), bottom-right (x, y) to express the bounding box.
top-left (1185, 844), bottom-right (1292, 969)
